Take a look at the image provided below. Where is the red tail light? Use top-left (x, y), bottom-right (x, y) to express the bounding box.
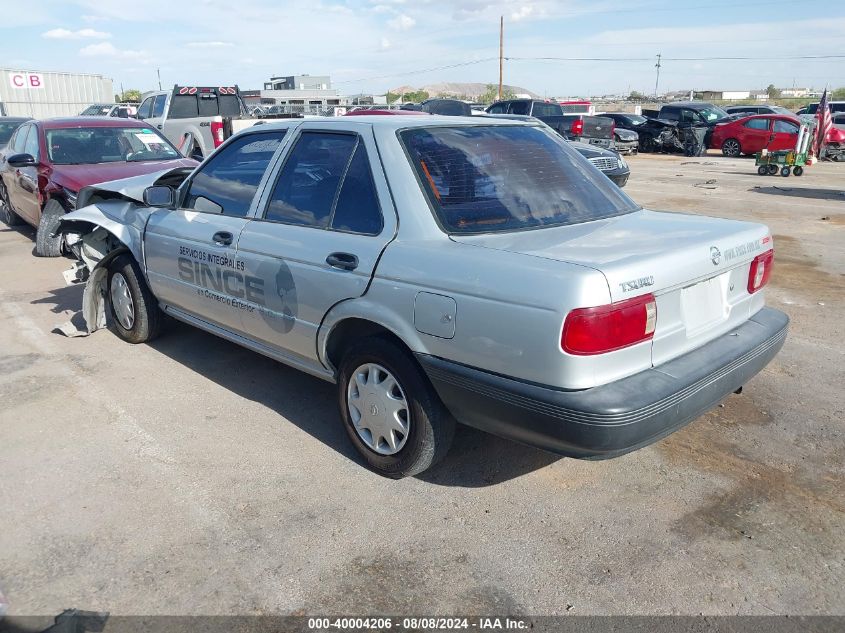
top-left (210, 120), bottom-right (225, 147)
top-left (747, 249), bottom-right (774, 294)
top-left (562, 294), bottom-right (657, 355)
top-left (570, 119), bottom-right (583, 136)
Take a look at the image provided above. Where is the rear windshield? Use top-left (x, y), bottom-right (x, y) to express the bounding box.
top-left (79, 104), bottom-right (113, 116)
top-left (0, 121), bottom-right (25, 145)
top-left (401, 125), bottom-right (639, 234)
top-left (169, 92), bottom-right (244, 119)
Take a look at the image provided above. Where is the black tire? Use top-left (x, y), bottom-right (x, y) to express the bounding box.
top-left (757, 165), bottom-right (768, 176)
top-left (767, 164), bottom-right (779, 175)
top-left (721, 138), bottom-right (741, 157)
top-left (639, 134), bottom-right (655, 153)
top-left (106, 253), bottom-right (162, 344)
top-left (781, 166), bottom-right (791, 177)
top-left (35, 198), bottom-right (67, 257)
top-left (337, 336), bottom-right (455, 478)
top-left (793, 166), bottom-right (804, 176)
top-left (0, 181), bottom-right (23, 226)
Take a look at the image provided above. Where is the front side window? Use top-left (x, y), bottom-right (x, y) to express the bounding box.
top-left (264, 132), bottom-right (357, 228)
top-left (773, 119), bottom-right (799, 134)
top-left (11, 125), bottom-right (29, 153)
top-left (184, 131), bottom-right (286, 217)
top-left (401, 124), bottom-right (639, 234)
top-left (46, 126), bottom-right (181, 165)
top-left (137, 97), bottom-right (154, 119)
top-left (660, 108), bottom-right (680, 122)
top-left (486, 103), bottom-right (506, 114)
top-left (744, 118), bottom-right (770, 131)
top-left (23, 125), bottom-right (39, 159)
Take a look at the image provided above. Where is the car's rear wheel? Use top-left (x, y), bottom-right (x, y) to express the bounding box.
top-left (35, 198), bottom-right (67, 257)
top-left (338, 337), bottom-right (455, 478)
top-left (721, 138), bottom-right (741, 157)
top-left (106, 254), bottom-right (162, 344)
top-left (0, 182), bottom-right (23, 226)
top-left (639, 134), bottom-right (655, 153)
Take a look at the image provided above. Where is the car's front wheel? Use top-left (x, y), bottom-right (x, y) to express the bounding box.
top-left (35, 199), bottom-right (67, 257)
top-left (106, 254), bottom-right (162, 344)
top-left (338, 337), bottom-right (455, 478)
top-left (721, 138), bottom-right (742, 157)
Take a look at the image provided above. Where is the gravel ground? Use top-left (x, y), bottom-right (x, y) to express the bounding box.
top-left (0, 152), bottom-right (842, 617)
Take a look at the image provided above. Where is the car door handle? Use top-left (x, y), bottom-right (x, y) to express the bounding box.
top-left (326, 252), bottom-right (358, 271)
top-left (212, 231), bottom-right (233, 246)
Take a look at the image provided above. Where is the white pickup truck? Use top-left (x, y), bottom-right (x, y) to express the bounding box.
top-left (137, 85), bottom-right (262, 161)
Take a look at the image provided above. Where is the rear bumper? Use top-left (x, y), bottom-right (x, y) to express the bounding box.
top-left (417, 307), bottom-right (788, 459)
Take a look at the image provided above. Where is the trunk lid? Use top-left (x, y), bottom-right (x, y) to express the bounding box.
top-left (452, 209), bottom-right (772, 366)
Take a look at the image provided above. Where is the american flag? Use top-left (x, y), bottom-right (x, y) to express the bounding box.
top-left (815, 87), bottom-right (833, 157)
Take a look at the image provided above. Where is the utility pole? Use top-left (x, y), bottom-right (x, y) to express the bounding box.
top-left (498, 16), bottom-right (504, 101)
top-left (157, 68), bottom-right (162, 90)
top-left (654, 53), bottom-right (661, 99)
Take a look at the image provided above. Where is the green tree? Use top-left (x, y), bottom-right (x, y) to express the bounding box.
top-left (478, 84), bottom-right (515, 104)
top-left (766, 84), bottom-right (781, 99)
top-left (628, 90), bottom-right (646, 101)
top-left (832, 87), bottom-right (845, 100)
top-left (119, 89), bottom-right (142, 103)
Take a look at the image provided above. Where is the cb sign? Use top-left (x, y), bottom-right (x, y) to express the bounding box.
top-left (9, 73), bottom-right (45, 89)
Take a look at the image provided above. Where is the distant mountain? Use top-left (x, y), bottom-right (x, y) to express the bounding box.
top-left (389, 82), bottom-right (539, 100)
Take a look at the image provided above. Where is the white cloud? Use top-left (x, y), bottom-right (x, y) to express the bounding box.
top-left (380, 37), bottom-right (392, 50)
top-left (42, 27), bottom-right (111, 39)
top-left (185, 41), bottom-right (234, 48)
top-left (388, 14), bottom-right (415, 30)
top-left (511, 6), bottom-right (533, 21)
top-left (79, 41), bottom-right (149, 61)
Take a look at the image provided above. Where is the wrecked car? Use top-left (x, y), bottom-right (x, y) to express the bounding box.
top-left (0, 117), bottom-right (196, 256)
top-left (60, 117), bottom-right (788, 478)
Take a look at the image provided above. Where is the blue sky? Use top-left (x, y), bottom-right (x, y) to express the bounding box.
top-left (1, 0), bottom-right (842, 97)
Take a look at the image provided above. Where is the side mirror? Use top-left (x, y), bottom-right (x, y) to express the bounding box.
top-left (8, 153), bottom-right (36, 168)
top-left (143, 185), bottom-right (175, 208)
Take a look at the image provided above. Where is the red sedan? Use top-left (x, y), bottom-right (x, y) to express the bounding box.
top-left (0, 117), bottom-right (197, 256)
top-left (710, 114), bottom-right (801, 157)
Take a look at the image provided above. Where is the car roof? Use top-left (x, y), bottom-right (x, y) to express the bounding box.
top-left (734, 113), bottom-right (799, 121)
top-left (667, 102), bottom-right (717, 109)
top-left (39, 117), bottom-right (152, 130)
top-left (251, 115), bottom-right (538, 132)
top-left (0, 116), bottom-right (33, 123)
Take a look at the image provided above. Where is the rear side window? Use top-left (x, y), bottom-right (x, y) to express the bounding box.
top-left (12, 125), bottom-right (30, 153)
top-left (169, 95), bottom-right (200, 118)
top-left (401, 125), bottom-right (639, 234)
top-left (774, 120), bottom-right (799, 134)
top-left (486, 103), bottom-right (506, 114)
top-left (184, 131), bottom-right (286, 217)
top-left (264, 132), bottom-right (357, 228)
top-left (509, 102), bottom-right (530, 115)
top-left (152, 95), bottom-right (167, 118)
top-left (744, 118), bottom-right (770, 131)
top-left (331, 143), bottom-right (383, 235)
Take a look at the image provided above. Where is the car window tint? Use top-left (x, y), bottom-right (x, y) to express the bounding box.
top-left (509, 102), bottom-right (530, 115)
top-left (331, 143), bottom-right (383, 235)
top-left (23, 125), bottom-right (39, 159)
top-left (773, 119), bottom-right (799, 134)
top-left (264, 132), bottom-right (357, 227)
top-left (487, 103), bottom-right (506, 114)
top-left (184, 131), bottom-right (286, 217)
top-left (152, 95), bottom-right (167, 118)
top-left (744, 118), bottom-right (770, 131)
top-left (661, 109), bottom-right (679, 121)
top-left (401, 125), bottom-right (639, 234)
top-left (137, 97), bottom-right (154, 119)
top-left (12, 125), bottom-right (30, 153)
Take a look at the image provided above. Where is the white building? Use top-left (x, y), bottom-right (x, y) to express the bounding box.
top-left (0, 68), bottom-right (113, 118)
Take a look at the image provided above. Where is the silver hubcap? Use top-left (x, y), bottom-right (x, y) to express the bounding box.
top-left (110, 273), bottom-right (135, 330)
top-left (347, 363), bottom-right (410, 455)
top-left (724, 140), bottom-right (739, 156)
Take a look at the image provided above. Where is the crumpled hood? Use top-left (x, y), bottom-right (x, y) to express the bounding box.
top-left (75, 164), bottom-right (196, 208)
top-left (56, 159), bottom-right (196, 198)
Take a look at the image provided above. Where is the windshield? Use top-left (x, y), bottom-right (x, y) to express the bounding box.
top-left (771, 106), bottom-right (794, 115)
top-left (625, 115), bottom-right (647, 126)
top-left (401, 125), bottom-right (640, 234)
top-left (79, 104), bottom-right (114, 116)
top-left (46, 126), bottom-right (181, 165)
top-left (697, 105), bottom-right (730, 122)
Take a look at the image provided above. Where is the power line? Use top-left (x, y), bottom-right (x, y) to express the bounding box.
top-left (507, 54), bottom-right (845, 62)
